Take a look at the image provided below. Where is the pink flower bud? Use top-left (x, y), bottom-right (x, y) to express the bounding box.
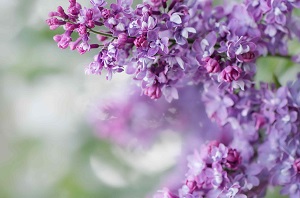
top-left (225, 148), bottom-right (241, 170)
top-left (185, 179), bottom-right (197, 193)
top-left (202, 57), bottom-right (221, 73)
top-left (117, 33), bottom-right (128, 46)
top-left (101, 8), bottom-right (110, 19)
top-left (293, 158), bottom-right (300, 173)
top-left (220, 66), bottom-right (242, 82)
top-left (240, 51), bottom-right (256, 62)
top-left (134, 35), bottom-right (148, 48)
top-left (144, 84), bottom-right (162, 99)
top-left (253, 113), bottom-right (266, 130)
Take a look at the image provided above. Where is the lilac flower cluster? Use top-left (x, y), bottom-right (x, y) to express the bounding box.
top-left (47, 0), bottom-right (300, 101)
top-left (47, 0), bottom-right (300, 197)
top-left (153, 75), bottom-right (300, 198)
top-left (154, 141), bottom-right (269, 198)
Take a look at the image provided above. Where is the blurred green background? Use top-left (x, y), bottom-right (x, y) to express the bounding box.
top-left (0, 0), bottom-right (297, 197)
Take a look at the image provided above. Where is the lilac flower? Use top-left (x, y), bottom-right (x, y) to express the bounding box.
top-left (78, 7), bottom-right (101, 28)
top-left (134, 35), bottom-right (148, 48)
top-left (53, 31), bottom-right (72, 49)
top-left (227, 4), bottom-right (260, 37)
top-left (219, 66), bottom-right (242, 83)
top-left (47, 1), bottom-right (300, 197)
top-left (281, 183), bottom-right (300, 198)
top-left (90, 0), bottom-right (107, 7)
top-left (147, 31), bottom-right (169, 56)
top-left (144, 82), bottom-right (162, 99)
top-left (210, 143), bottom-right (228, 162)
top-left (225, 148), bottom-right (242, 170)
top-left (174, 27), bottom-right (196, 45)
top-left (193, 32), bottom-right (217, 59)
top-left (227, 36), bottom-right (257, 62)
top-left (293, 158), bottom-right (300, 174)
top-left (170, 12), bottom-right (183, 25)
top-left (245, 0), bottom-right (270, 21)
top-left (101, 8), bottom-right (111, 19)
top-left (201, 57), bottom-right (221, 73)
top-left (265, 0), bottom-right (290, 25)
top-left (46, 17), bottom-right (66, 30)
top-left (68, 0), bottom-right (82, 16)
top-left (142, 16), bottom-right (156, 32)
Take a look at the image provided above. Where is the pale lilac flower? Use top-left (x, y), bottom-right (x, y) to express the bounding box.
top-left (90, 0), bottom-right (107, 7)
top-left (227, 36), bottom-right (257, 62)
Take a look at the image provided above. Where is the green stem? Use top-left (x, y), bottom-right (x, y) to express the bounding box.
top-left (88, 28), bottom-right (116, 38)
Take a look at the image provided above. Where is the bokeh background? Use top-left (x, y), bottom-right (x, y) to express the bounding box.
top-left (0, 0), bottom-right (297, 197)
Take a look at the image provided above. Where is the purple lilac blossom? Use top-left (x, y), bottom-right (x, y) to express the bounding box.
top-left (47, 0), bottom-right (300, 100)
top-left (47, 0), bottom-right (300, 197)
top-left (153, 141), bottom-right (267, 198)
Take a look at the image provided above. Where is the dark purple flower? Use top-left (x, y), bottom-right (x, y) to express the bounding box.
top-left (219, 66), bottom-right (242, 82)
top-left (225, 148), bottom-right (241, 170)
top-left (134, 35), bottom-right (148, 48)
top-left (293, 158), bottom-right (300, 174)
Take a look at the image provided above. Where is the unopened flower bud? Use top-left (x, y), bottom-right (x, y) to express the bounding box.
top-left (225, 148), bottom-right (241, 170)
top-left (144, 84), bottom-right (162, 99)
top-left (220, 66), bottom-right (242, 82)
top-left (117, 33), bottom-right (128, 46)
top-left (134, 35), bottom-right (148, 48)
top-left (101, 8), bottom-right (110, 19)
top-left (202, 57), bottom-right (221, 73)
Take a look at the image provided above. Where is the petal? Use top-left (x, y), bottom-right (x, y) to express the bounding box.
top-left (185, 27), bottom-right (196, 33)
top-left (175, 56), bottom-right (185, 69)
top-left (148, 16), bottom-right (156, 29)
top-left (170, 13), bottom-right (182, 24)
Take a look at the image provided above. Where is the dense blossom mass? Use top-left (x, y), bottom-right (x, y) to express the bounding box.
top-left (47, 0), bottom-right (300, 197)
